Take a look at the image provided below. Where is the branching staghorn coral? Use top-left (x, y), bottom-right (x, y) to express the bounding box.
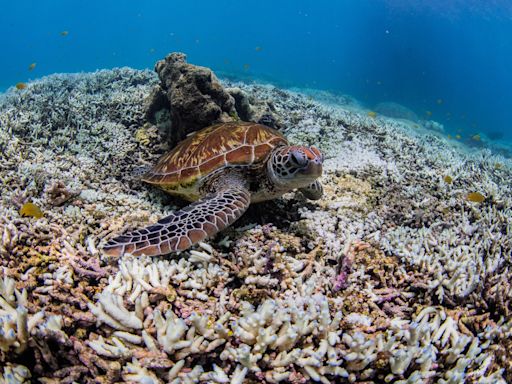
top-left (0, 274), bottom-right (38, 355)
top-left (0, 273), bottom-right (66, 364)
top-left (81, 245), bottom-right (508, 383)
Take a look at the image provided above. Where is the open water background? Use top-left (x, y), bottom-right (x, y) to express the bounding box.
top-left (1, 0), bottom-right (511, 142)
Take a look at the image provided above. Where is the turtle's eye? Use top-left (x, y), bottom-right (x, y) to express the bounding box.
top-left (289, 151), bottom-right (308, 167)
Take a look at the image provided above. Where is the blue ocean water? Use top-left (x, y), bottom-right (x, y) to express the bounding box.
top-left (1, 0), bottom-right (511, 143)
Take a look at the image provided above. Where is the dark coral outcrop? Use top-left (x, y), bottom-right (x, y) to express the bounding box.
top-left (147, 52), bottom-right (238, 148)
top-left (146, 52), bottom-right (282, 148)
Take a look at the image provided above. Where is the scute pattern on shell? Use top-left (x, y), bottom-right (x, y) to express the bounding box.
top-left (142, 122), bottom-right (287, 188)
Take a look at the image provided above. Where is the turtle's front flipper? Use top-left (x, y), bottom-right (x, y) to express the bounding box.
top-left (103, 186), bottom-right (250, 257)
top-left (299, 180), bottom-right (323, 200)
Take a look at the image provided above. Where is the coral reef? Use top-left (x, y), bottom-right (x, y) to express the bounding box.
top-left (226, 86), bottom-right (282, 129)
top-left (0, 67), bottom-right (511, 382)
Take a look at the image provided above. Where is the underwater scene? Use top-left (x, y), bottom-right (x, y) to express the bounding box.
top-left (0, 0), bottom-right (511, 383)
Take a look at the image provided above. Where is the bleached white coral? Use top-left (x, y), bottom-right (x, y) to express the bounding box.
top-left (103, 252), bottom-right (225, 304)
top-left (221, 294), bottom-right (344, 383)
top-left (87, 335), bottom-right (133, 359)
top-left (88, 290), bottom-right (146, 330)
top-left (387, 306), bottom-right (505, 383)
top-left (0, 363), bottom-right (31, 384)
top-left (122, 358), bottom-right (163, 384)
top-left (0, 275), bottom-right (44, 354)
top-left (152, 309), bottom-right (230, 359)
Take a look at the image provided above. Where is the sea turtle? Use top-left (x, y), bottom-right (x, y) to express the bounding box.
top-left (103, 121), bottom-right (324, 257)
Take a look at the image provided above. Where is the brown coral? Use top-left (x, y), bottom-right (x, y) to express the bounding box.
top-left (46, 181), bottom-right (80, 206)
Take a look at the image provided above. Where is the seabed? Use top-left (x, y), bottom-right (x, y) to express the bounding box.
top-left (0, 67), bottom-right (511, 383)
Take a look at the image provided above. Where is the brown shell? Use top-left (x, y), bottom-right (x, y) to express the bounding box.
top-left (142, 122), bottom-right (287, 198)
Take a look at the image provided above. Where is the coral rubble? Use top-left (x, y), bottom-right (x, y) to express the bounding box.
top-left (0, 67), bottom-right (511, 383)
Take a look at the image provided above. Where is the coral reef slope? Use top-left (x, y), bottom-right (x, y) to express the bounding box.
top-left (0, 68), bottom-right (511, 383)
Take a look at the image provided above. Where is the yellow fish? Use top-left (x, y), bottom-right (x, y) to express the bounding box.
top-left (367, 111), bottom-right (377, 118)
top-left (15, 82), bottom-right (27, 90)
top-left (28, 62), bottom-right (36, 71)
top-left (471, 134), bottom-right (481, 141)
top-left (443, 175), bottom-right (453, 184)
top-left (425, 110), bottom-right (432, 117)
top-left (243, 63), bottom-right (250, 70)
top-left (19, 202), bottom-right (43, 218)
top-left (255, 46), bottom-right (263, 52)
top-left (60, 31), bottom-right (69, 36)
top-left (455, 134), bottom-right (461, 140)
top-left (466, 192), bottom-right (485, 203)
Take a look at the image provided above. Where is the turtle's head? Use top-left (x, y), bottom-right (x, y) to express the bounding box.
top-left (268, 145), bottom-right (324, 188)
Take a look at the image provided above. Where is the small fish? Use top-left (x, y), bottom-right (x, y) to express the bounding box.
top-left (60, 31), bottom-right (69, 36)
top-left (494, 162), bottom-right (503, 170)
top-left (243, 63), bottom-right (250, 70)
top-left (19, 202), bottom-right (44, 218)
top-left (425, 110), bottom-right (432, 117)
top-left (466, 192), bottom-right (485, 203)
top-left (447, 134), bottom-right (452, 139)
top-left (15, 82), bottom-right (27, 90)
top-left (455, 134), bottom-right (461, 140)
top-left (255, 46), bottom-right (263, 52)
top-left (443, 175), bottom-right (453, 184)
top-left (149, 48), bottom-right (155, 53)
top-left (28, 62), bottom-right (36, 71)
top-left (367, 111), bottom-right (377, 118)
top-left (471, 134), bottom-right (481, 141)
top-left (436, 98), bottom-right (443, 104)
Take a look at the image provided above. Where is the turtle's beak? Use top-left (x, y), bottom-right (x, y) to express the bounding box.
top-left (301, 161), bottom-right (323, 178)
top-left (301, 146), bottom-right (323, 178)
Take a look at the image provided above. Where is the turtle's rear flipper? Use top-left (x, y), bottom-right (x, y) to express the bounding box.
top-left (102, 186), bottom-right (250, 257)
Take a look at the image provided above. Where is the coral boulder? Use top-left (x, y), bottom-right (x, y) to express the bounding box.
top-left (148, 52), bottom-right (238, 147)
